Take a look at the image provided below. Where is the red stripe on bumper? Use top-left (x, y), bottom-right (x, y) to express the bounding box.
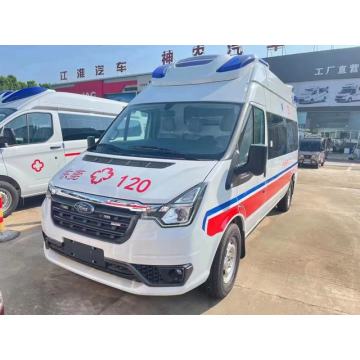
top-left (64, 152), bottom-right (81, 157)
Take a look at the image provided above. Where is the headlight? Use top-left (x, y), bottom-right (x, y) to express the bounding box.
top-left (144, 183), bottom-right (206, 227)
top-left (299, 154), bottom-right (304, 159)
top-left (46, 182), bottom-right (59, 198)
top-left (311, 154), bottom-right (318, 160)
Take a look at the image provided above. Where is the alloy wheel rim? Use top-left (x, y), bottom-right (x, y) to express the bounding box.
top-left (223, 237), bottom-right (237, 284)
top-left (0, 190), bottom-right (12, 213)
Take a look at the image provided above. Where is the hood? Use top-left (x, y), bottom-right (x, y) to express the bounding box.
top-left (52, 152), bottom-right (217, 204)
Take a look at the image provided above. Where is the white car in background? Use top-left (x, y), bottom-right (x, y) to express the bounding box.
top-left (0, 87), bottom-right (126, 216)
top-left (335, 84), bottom-right (360, 103)
top-left (297, 86), bottom-right (329, 104)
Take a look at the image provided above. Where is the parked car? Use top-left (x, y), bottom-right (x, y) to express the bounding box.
top-left (0, 87), bottom-right (126, 217)
top-left (42, 54), bottom-right (299, 299)
top-left (298, 138), bottom-right (326, 168)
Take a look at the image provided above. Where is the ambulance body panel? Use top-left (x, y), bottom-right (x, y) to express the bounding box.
top-left (0, 88), bottom-right (126, 215)
top-left (42, 55), bottom-right (298, 297)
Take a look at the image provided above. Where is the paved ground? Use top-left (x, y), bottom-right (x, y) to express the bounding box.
top-left (1, 162), bottom-right (360, 314)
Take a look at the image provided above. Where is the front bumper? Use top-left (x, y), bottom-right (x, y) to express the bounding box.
top-left (41, 197), bottom-right (214, 296)
top-left (299, 158), bottom-right (318, 166)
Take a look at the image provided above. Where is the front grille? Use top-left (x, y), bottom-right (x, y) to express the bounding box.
top-left (304, 155), bottom-right (311, 159)
top-left (51, 195), bottom-right (139, 243)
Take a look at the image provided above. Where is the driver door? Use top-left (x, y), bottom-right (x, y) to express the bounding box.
top-left (233, 105), bottom-right (267, 233)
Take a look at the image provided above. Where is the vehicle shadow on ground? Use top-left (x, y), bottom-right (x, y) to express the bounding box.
top-left (15, 195), bottom-right (45, 212)
top-left (1, 225), bottom-right (221, 315)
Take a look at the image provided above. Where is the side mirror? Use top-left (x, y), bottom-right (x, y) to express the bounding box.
top-left (87, 136), bottom-right (96, 149)
top-left (235, 144), bottom-right (267, 176)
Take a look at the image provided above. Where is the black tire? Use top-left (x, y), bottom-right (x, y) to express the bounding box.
top-left (277, 180), bottom-right (293, 213)
top-left (205, 223), bottom-right (241, 299)
top-left (0, 181), bottom-right (19, 217)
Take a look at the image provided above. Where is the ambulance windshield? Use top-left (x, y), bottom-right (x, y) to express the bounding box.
top-left (91, 102), bottom-right (242, 160)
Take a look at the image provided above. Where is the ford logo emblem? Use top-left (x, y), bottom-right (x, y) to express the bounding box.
top-left (74, 201), bottom-right (95, 214)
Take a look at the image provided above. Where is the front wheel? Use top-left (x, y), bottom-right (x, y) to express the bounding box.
top-left (277, 180), bottom-right (293, 212)
top-left (205, 223), bottom-right (241, 299)
top-left (0, 181), bottom-right (19, 217)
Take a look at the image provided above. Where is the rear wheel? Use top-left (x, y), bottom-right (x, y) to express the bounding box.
top-left (205, 223), bottom-right (241, 299)
top-left (277, 180), bottom-right (293, 212)
top-left (0, 181), bottom-right (19, 217)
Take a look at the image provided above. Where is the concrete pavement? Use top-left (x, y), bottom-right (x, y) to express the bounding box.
top-left (1, 163), bottom-right (360, 314)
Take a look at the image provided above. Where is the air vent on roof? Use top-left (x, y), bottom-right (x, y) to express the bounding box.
top-left (83, 154), bottom-right (174, 169)
top-left (1, 87), bottom-right (47, 103)
top-left (176, 55), bottom-right (217, 68)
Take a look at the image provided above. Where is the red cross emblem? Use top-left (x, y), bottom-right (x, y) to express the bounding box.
top-left (90, 167), bottom-right (114, 185)
top-left (31, 159), bottom-right (44, 173)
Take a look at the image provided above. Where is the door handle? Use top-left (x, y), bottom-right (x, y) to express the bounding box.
top-left (50, 145), bottom-right (62, 150)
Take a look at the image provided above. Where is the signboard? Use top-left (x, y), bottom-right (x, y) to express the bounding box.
top-left (265, 47), bottom-right (360, 83)
top-left (291, 78), bottom-right (360, 108)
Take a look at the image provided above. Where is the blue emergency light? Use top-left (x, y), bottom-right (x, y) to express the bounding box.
top-left (1, 86), bottom-right (47, 103)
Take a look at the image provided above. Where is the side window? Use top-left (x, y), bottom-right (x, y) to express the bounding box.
top-left (286, 119), bottom-right (298, 153)
top-left (28, 113), bottom-right (53, 144)
top-left (238, 106), bottom-right (265, 166)
top-left (253, 107), bottom-right (265, 144)
top-left (3, 115), bottom-right (28, 146)
top-left (268, 113), bottom-right (287, 159)
top-left (238, 110), bottom-right (253, 166)
top-left (59, 113), bottom-right (114, 141)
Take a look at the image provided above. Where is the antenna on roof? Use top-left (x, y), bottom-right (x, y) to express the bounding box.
top-left (266, 45), bottom-right (286, 57)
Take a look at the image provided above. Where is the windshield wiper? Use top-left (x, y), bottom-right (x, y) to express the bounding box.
top-left (128, 145), bottom-right (199, 160)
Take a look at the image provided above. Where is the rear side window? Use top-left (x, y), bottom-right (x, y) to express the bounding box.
top-left (28, 113), bottom-right (53, 144)
top-left (268, 113), bottom-right (287, 159)
top-left (59, 113), bottom-right (114, 141)
top-left (286, 119), bottom-right (298, 153)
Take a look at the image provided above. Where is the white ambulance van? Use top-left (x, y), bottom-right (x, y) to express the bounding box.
top-left (0, 87), bottom-right (126, 216)
top-left (42, 55), bottom-right (298, 298)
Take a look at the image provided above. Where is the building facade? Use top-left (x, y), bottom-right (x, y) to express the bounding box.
top-left (53, 47), bottom-right (360, 152)
top-left (265, 46), bottom-right (360, 151)
top-left (53, 73), bottom-right (152, 103)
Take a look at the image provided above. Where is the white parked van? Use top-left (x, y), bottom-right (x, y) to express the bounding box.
top-left (297, 86), bottom-right (328, 104)
top-left (0, 87), bottom-right (126, 216)
top-left (335, 83), bottom-right (360, 103)
top-left (42, 55), bottom-right (298, 298)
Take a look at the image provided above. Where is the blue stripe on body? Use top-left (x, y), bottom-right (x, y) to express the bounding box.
top-left (201, 161), bottom-right (298, 230)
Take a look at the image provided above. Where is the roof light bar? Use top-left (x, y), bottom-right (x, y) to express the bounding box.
top-left (176, 55), bottom-right (217, 68)
top-left (216, 54), bottom-right (255, 73)
top-left (152, 65), bottom-right (170, 79)
top-left (1, 87), bottom-right (47, 103)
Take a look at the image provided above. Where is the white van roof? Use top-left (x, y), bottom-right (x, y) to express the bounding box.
top-left (132, 54), bottom-right (294, 106)
top-left (0, 87), bottom-right (126, 116)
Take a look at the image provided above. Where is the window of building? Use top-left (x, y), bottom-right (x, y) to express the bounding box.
top-left (59, 113), bottom-right (114, 141)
